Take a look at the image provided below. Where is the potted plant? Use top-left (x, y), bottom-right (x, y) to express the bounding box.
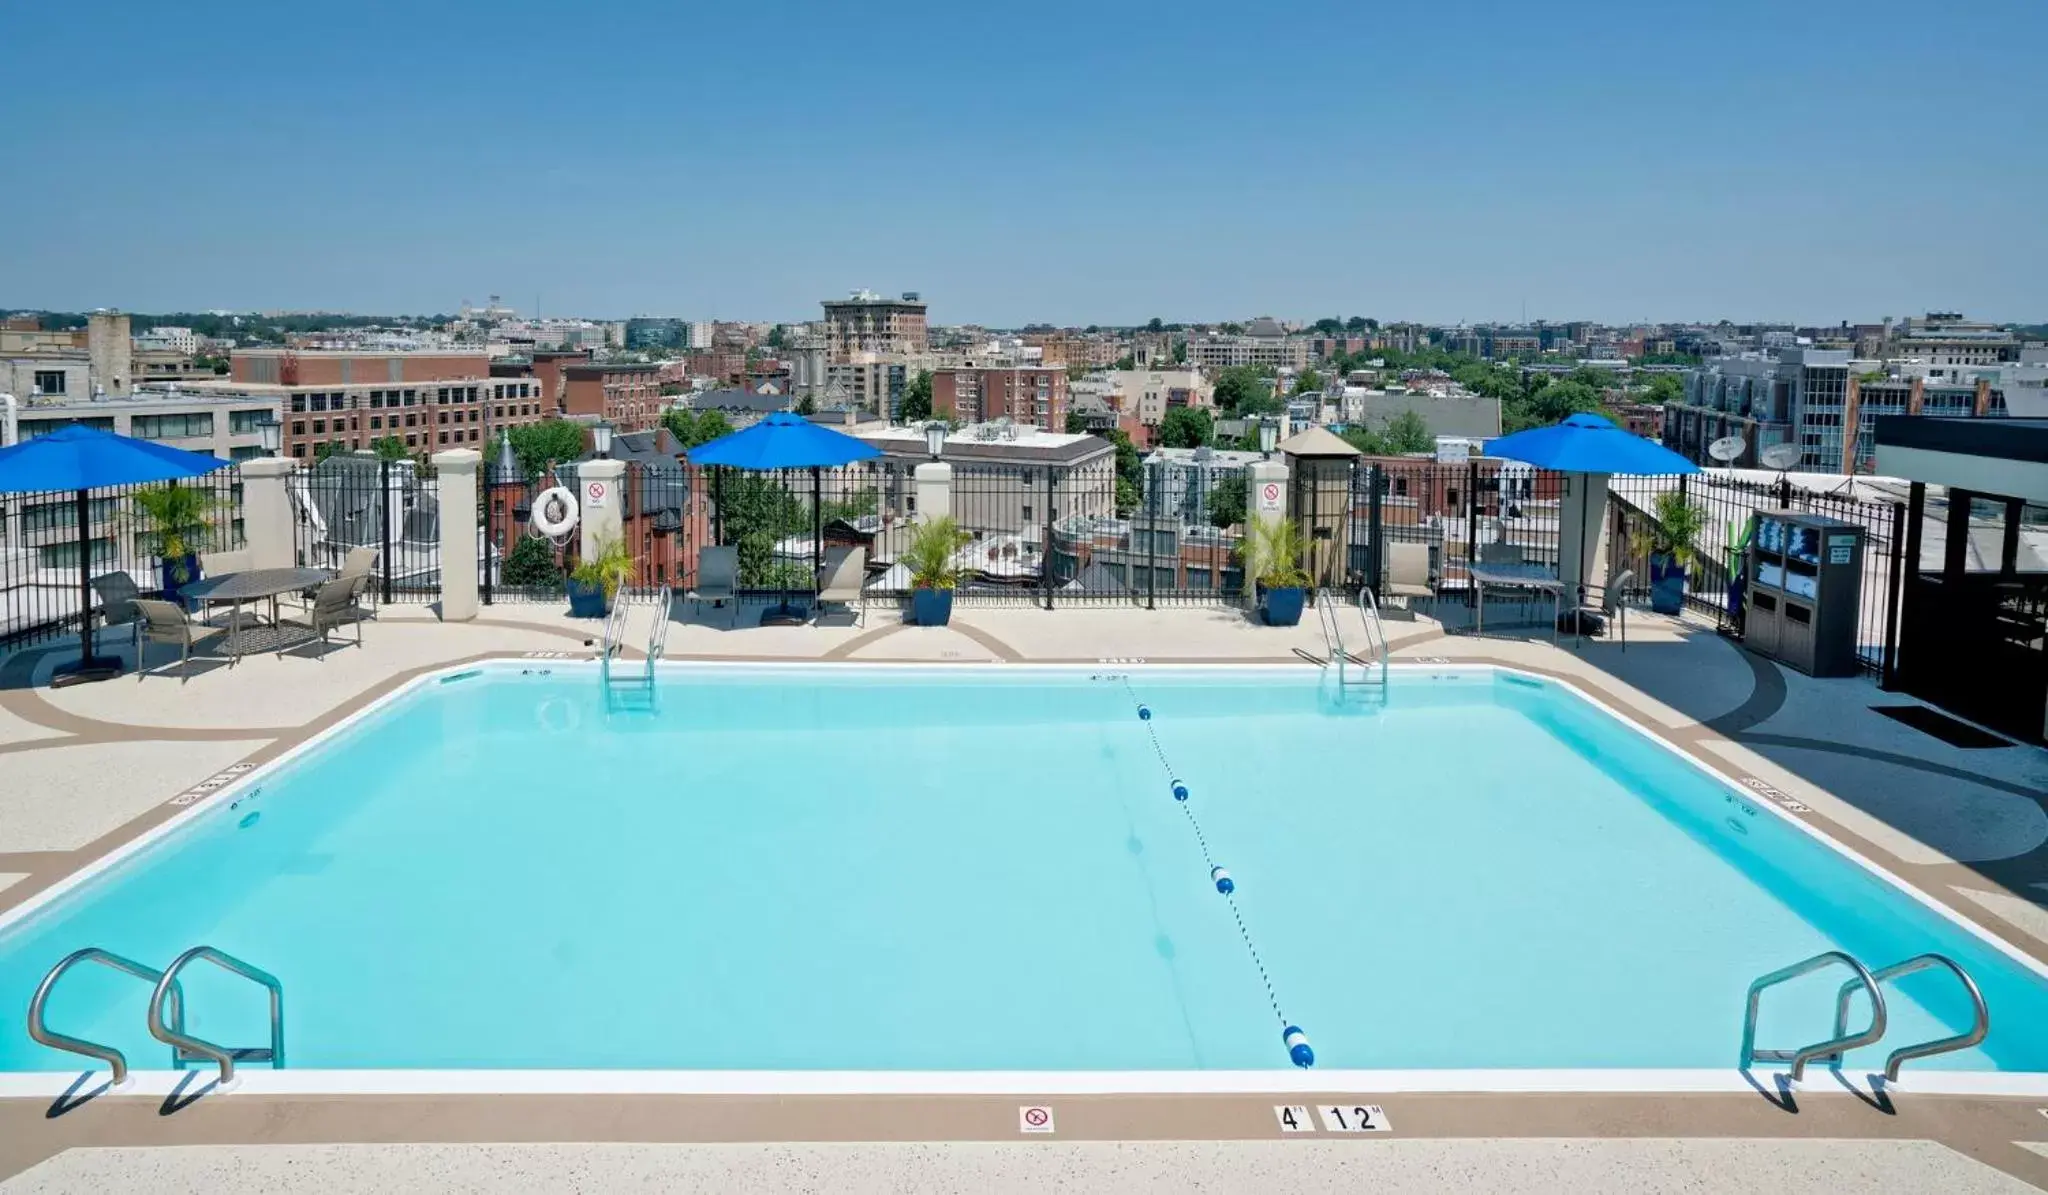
top-left (1637, 490), bottom-right (1706, 615)
top-left (903, 515), bottom-right (971, 626)
top-left (1248, 517), bottom-right (1312, 626)
top-left (130, 482), bottom-right (219, 607)
top-left (565, 535), bottom-right (634, 617)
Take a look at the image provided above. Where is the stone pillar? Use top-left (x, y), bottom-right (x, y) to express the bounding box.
top-left (238, 457), bottom-right (299, 571)
top-left (913, 461), bottom-right (952, 522)
top-left (434, 449), bottom-right (481, 621)
top-left (1559, 471), bottom-right (1609, 609)
top-left (1245, 458), bottom-right (1288, 600)
top-left (578, 458), bottom-right (627, 562)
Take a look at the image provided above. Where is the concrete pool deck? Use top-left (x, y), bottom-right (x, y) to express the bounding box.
top-left (1, 598), bottom-right (2046, 1190)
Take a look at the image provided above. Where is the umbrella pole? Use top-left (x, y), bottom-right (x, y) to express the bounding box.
top-left (811, 466), bottom-right (822, 609)
top-left (51, 486), bottom-right (120, 686)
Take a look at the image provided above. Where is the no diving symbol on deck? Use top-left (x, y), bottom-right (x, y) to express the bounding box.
top-left (1019, 1106), bottom-right (1054, 1133)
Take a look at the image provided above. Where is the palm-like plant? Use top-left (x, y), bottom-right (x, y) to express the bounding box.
top-left (1639, 490), bottom-right (1707, 569)
top-left (129, 482), bottom-right (219, 582)
top-left (904, 516), bottom-right (972, 590)
top-left (569, 535), bottom-right (636, 600)
top-left (1247, 517), bottom-right (1311, 589)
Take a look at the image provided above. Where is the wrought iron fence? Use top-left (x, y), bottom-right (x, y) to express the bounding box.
top-left (1607, 473), bottom-right (1905, 678)
top-left (291, 455), bottom-right (441, 603)
top-left (0, 468), bottom-right (247, 650)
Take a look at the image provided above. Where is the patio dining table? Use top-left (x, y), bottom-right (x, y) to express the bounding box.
top-left (1467, 561), bottom-right (1565, 646)
top-left (178, 567), bottom-right (333, 657)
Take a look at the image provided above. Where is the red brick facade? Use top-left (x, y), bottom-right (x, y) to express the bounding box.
top-left (931, 365), bottom-right (1068, 429)
top-left (563, 362), bottom-right (663, 432)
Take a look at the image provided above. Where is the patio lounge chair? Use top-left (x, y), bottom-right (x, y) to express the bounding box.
top-left (690, 546), bottom-right (740, 626)
top-left (133, 598), bottom-right (226, 683)
top-left (90, 571), bottom-right (144, 664)
top-left (814, 545), bottom-right (867, 627)
top-left (276, 576), bottom-right (365, 658)
top-left (1600, 569), bottom-right (1635, 651)
top-left (300, 545), bottom-right (379, 612)
top-left (1383, 542), bottom-right (1433, 615)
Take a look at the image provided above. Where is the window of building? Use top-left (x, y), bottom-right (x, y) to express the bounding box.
top-left (291, 443), bottom-right (306, 458)
top-left (438, 431), bottom-right (449, 445)
top-left (466, 386), bottom-right (478, 401)
top-left (405, 413), bottom-right (417, 427)
top-left (291, 421), bottom-right (306, 436)
top-left (468, 428), bottom-right (479, 442)
top-left (229, 409), bottom-right (269, 435)
top-left (1021, 504), bottom-right (1033, 522)
top-left (369, 393), bottom-right (384, 409)
top-left (406, 434), bottom-right (418, 447)
top-left (290, 396), bottom-right (307, 413)
top-left (130, 412), bottom-right (214, 440)
top-left (437, 411), bottom-right (448, 425)
top-left (436, 388), bottom-right (448, 402)
top-left (311, 419), bottom-right (326, 434)
top-left (310, 394), bottom-right (329, 412)
top-left (32, 370), bottom-right (67, 395)
top-left (370, 416), bottom-right (382, 430)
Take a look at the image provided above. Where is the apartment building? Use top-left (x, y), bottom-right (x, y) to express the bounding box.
top-left (1183, 318), bottom-right (1308, 372)
top-left (1664, 348), bottom-right (2009, 473)
top-left (825, 355), bottom-right (924, 420)
top-left (821, 290), bottom-right (928, 360)
top-left (176, 376), bottom-right (547, 459)
top-left (231, 348), bottom-right (493, 388)
top-left (13, 391), bottom-right (278, 461)
top-left (931, 364), bottom-right (1068, 429)
top-left (852, 422), bottom-right (1116, 539)
top-left (134, 326), bottom-right (199, 355)
top-left (1105, 369), bottom-right (1211, 430)
top-left (562, 361), bottom-right (662, 432)
top-left (1890, 312), bottom-right (2020, 379)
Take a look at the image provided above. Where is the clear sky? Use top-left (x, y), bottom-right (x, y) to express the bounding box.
top-left (5, 0), bottom-right (2043, 327)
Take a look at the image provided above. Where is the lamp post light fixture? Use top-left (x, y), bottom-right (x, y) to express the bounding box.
top-left (256, 414), bottom-right (283, 457)
top-left (1257, 417), bottom-right (1279, 458)
top-left (922, 420), bottom-right (947, 460)
top-left (591, 419), bottom-right (614, 459)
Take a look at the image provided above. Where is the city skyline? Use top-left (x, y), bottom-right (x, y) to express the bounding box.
top-left (5, 0), bottom-right (2044, 325)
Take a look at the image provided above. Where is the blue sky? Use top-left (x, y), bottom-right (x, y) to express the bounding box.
top-left (5, 0), bottom-right (2043, 326)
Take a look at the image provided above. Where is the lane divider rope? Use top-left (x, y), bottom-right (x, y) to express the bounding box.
top-left (1119, 677), bottom-right (1314, 1068)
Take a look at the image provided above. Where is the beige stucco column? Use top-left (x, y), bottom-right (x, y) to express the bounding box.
top-left (238, 457), bottom-right (298, 571)
top-left (1558, 471), bottom-right (1609, 608)
top-left (433, 449), bottom-right (481, 621)
top-left (577, 458), bottom-right (627, 562)
top-left (913, 461), bottom-right (952, 522)
top-left (1245, 458), bottom-right (1289, 601)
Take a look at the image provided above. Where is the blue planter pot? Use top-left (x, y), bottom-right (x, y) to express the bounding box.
top-left (565, 579), bottom-right (609, 618)
top-left (911, 587), bottom-right (954, 627)
top-left (159, 555), bottom-right (202, 609)
top-left (1262, 586), bottom-right (1306, 627)
top-left (1648, 552), bottom-right (1686, 615)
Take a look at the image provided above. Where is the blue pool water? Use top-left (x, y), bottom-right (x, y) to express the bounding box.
top-left (3, 665), bottom-right (2046, 1074)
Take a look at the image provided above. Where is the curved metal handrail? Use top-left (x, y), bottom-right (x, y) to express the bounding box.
top-left (1356, 586), bottom-right (1390, 684)
top-left (1314, 589), bottom-right (1348, 686)
top-left (1832, 953), bottom-right (1989, 1080)
top-left (646, 583), bottom-right (672, 682)
top-left (1740, 950), bottom-right (1886, 1081)
top-left (147, 946), bottom-right (284, 1084)
top-left (28, 948), bottom-right (186, 1084)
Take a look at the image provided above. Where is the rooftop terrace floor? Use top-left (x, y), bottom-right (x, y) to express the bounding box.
top-left (1, 597), bottom-right (2045, 1192)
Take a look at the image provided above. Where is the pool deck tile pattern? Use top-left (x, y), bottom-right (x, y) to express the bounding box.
top-left (2, 597), bottom-right (2047, 1190)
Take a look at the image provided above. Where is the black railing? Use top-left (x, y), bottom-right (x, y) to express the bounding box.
top-left (291, 456), bottom-right (440, 603)
top-left (0, 468), bottom-right (247, 650)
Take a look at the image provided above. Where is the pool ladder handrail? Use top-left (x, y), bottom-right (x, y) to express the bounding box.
top-left (1741, 950), bottom-right (1887, 1081)
top-left (147, 945), bottom-right (285, 1084)
top-left (1829, 952), bottom-right (1989, 1080)
top-left (27, 947), bottom-right (188, 1085)
top-left (1354, 585), bottom-right (1390, 685)
top-left (644, 583), bottom-right (672, 685)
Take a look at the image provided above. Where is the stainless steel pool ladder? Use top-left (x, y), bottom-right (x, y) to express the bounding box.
top-left (1740, 949), bottom-right (1988, 1081)
top-left (27, 944), bottom-right (283, 1085)
top-left (602, 585), bottom-right (667, 708)
top-left (1313, 588), bottom-right (1388, 691)
top-left (28, 948), bottom-right (187, 1085)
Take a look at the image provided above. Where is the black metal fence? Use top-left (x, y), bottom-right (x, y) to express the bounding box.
top-left (0, 469), bottom-right (247, 650)
top-left (1607, 473), bottom-right (1905, 678)
top-left (291, 456), bottom-right (441, 603)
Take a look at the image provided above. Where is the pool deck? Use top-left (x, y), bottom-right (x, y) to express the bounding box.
top-left (2, 597), bottom-right (2046, 1192)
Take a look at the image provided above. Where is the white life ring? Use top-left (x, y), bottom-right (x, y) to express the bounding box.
top-left (531, 486), bottom-right (579, 538)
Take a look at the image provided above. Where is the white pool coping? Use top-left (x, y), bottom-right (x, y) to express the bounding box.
top-left (5, 658), bottom-right (2048, 1101)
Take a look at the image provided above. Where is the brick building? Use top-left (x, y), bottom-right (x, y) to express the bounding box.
top-left (177, 375), bottom-right (548, 460)
top-left (821, 291), bottom-right (928, 360)
top-left (562, 361), bottom-right (662, 432)
top-left (231, 348), bottom-right (490, 387)
top-left (931, 365), bottom-right (1068, 429)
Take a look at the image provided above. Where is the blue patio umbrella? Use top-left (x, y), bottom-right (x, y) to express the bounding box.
top-left (0, 424), bottom-right (230, 683)
top-left (687, 413), bottom-right (881, 624)
top-left (1484, 413), bottom-right (1699, 637)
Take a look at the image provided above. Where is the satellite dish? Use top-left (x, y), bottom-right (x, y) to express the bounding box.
top-left (1760, 443), bottom-right (1803, 471)
top-left (1706, 435), bottom-right (1746, 464)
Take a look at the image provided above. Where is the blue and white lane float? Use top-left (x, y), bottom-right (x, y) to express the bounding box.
top-left (1210, 866), bottom-right (1234, 894)
top-left (1284, 1025), bottom-right (1315, 1068)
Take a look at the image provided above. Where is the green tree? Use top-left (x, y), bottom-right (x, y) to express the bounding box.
top-left (372, 436), bottom-right (410, 462)
top-left (1206, 473), bottom-right (1247, 529)
top-left (1382, 410), bottom-right (1435, 454)
top-left (1106, 428), bottom-right (1143, 516)
top-left (1158, 406), bottom-right (1213, 449)
top-left (1147, 317), bottom-right (1164, 332)
top-left (1064, 410), bottom-right (1090, 434)
top-left (765, 324), bottom-right (787, 348)
top-left (1514, 379), bottom-right (1604, 431)
top-left (1171, 339), bottom-right (1187, 365)
top-left (1339, 425), bottom-right (1390, 455)
top-left (1292, 367), bottom-right (1323, 394)
top-left (507, 419), bottom-right (587, 477)
top-left (1641, 373), bottom-right (1684, 405)
top-left (898, 369), bottom-right (933, 422)
top-left (1066, 362), bottom-right (1088, 381)
top-left (1311, 318), bottom-right (1343, 336)
top-left (1113, 353), bottom-right (1136, 370)
top-left (1212, 365), bottom-right (1278, 416)
top-left (314, 441), bottom-right (342, 462)
top-left (715, 471), bottom-right (808, 586)
top-left (1346, 316), bottom-right (1371, 332)
top-left (499, 535), bottom-right (564, 589)
top-left (662, 408), bottom-right (733, 450)
top-left (795, 392), bottom-right (816, 416)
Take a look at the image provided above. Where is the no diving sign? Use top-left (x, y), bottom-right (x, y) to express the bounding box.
top-left (585, 480), bottom-right (609, 510)
top-left (1019, 1105), bottom-right (1054, 1133)
top-left (1256, 481), bottom-right (1283, 513)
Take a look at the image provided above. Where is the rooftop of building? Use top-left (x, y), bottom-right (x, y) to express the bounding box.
top-left (854, 420), bottom-right (1109, 463)
top-left (17, 389), bottom-right (277, 412)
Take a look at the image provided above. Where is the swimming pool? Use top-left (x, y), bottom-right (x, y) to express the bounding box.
top-left (3, 663), bottom-right (2046, 1083)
